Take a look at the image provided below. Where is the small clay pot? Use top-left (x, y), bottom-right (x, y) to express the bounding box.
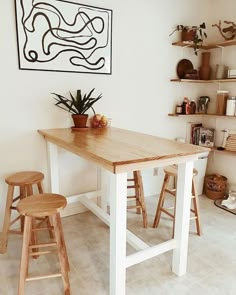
top-left (72, 114), bottom-right (88, 128)
top-left (181, 29), bottom-right (196, 42)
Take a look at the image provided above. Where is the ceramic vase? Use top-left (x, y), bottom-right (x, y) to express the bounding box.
top-left (199, 52), bottom-right (211, 80)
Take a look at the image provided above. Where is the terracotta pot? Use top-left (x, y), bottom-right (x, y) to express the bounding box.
top-left (72, 114), bottom-right (88, 128)
top-left (181, 29), bottom-right (196, 42)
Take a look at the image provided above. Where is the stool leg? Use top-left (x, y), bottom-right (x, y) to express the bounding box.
top-left (26, 185), bottom-right (39, 257)
top-left (37, 181), bottom-right (54, 239)
top-left (18, 216), bottom-right (32, 295)
top-left (1, 185), bottom-right (15, 253)
top-left (20, 185), bottom-right (27, 233)
top-left (192, 179), bottom-right (201, 236)
top-left (135, 171), bottom-right (148, 228)
top-left (52, 213), bottom-right (70, 294)
top-left (37, 181), bottom-right (44, 194)
top-left (133, 172), bottom-right (141, 214)
top-left (153, 174), bottom-right (170, 228)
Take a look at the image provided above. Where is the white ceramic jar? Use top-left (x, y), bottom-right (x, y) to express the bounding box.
top-left (226, 96), bottom-right (236, 116)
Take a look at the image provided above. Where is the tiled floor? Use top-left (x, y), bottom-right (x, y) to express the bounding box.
top-left (0, 195), bottom-right (235, 294)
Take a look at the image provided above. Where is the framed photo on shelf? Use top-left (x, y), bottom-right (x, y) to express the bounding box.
top-left (199, 127), bottom-right (215, 147)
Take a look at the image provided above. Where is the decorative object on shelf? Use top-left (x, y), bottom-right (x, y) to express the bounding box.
top-left (52, 88), bottom-right (102, 128)
top-left (185, 122), bottom-right (202, 144)
top-left (227, 69), bottom-right (236, 79)
top-left (169, 22), bottom-right (207, 55)
top-left (197, 96), bottom-right (210, 113)
top-left (15, 0), bottom-right (112, 74)
top-left (215, 64), bottom-right (227, 79)
top-left (199, 127), bottom-right (215, 147)
top-left (204, 174), bottom-right (228, 200)
top-left (175, 104), bottom-right (183, 114)
top-left (212, 20), bottom-right (236, 41)
top-left (216, 90), bottom-right (229, 115)
top-left (190, 100), bottom-right (197, 114)
top-left (220, 129), bottom-right (236, 151)
top-left (176, 59), bottom-right (193, 79)
top-left (199, 51), bottom-right (211, 80)
top-left (182, 97), bottom-right (191, 114)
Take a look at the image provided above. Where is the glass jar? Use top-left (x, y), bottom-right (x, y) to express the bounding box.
top-left (226, 96), bottom-right (236, 116)
top-left (216, 90), bottom-right (229, 115)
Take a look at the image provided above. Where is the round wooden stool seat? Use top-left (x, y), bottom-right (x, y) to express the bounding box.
top-left (1, 171), bottom-right (46, 254)
top-left (16, 193), bottom-right (70, 294)
top-left (5, 171), bottom-right (44, 186)
top-left (17, 193), bottom-right (67, 217)
top-left (164, 165), bottom-right (198, 177)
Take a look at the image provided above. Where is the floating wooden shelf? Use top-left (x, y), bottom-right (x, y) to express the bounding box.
top-left (168, 113), bottom-right (236, 118)
top-left (172, 39), bottom-right (236, 50)
top-left (211, 147), bottom-right (236, 156)
top-left (170, 78), bottom-right (236, 83)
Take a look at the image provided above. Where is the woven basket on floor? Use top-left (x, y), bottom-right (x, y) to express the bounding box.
top-left (204, 174), bottom-right (228, 200)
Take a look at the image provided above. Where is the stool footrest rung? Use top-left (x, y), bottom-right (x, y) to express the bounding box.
top-left (165, 189), bottom-right (176, 196)
top-left (32, 226), bottom-right (54, 232)
top-left (10, 215), bottom-right (21, 226)
top-left (127, 185), bottom-right (139, 189)
top-left (127, 205), bottom-right (142, 209)
top-left (190, 216), bottom-right (197, 220)
top-left (29, 249), bottom-right (58, 256)
top-left (161, 208), bottom-right (175, 218)
top-left (127, 195), bottom-right (137, 199)
top-left (26, 273), bottom-right (62, 281)
top-left (13, 196), bottom-right (21, 203)
top-left (10, 206), bottom-right (17, 210)
top-left (8, 229), bottom-right (22, 235)
top-left (29, 242), bottom-right (56, 249)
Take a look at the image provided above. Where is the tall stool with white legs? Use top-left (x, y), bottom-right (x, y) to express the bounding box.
top-left (153, 165), bottom-right (201, 236)
top-left (17, 193), bottom-right (70, 295)
top-left (1, 171), bottom-right (45, 254)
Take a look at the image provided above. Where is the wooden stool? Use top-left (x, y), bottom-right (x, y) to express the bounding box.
top-left (17, 193), bottom-right (70, 295)
top-left (153, 165), bottom-right (201, 236)
top-left (127, 171), bottom-right (147, 228)
top-left (0, 171), bottom-right (45, 254)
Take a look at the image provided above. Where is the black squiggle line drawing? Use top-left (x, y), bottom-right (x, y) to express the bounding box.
top-left (15, 0), bottom-right (112, 74)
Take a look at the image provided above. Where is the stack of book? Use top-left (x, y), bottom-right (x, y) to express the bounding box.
top-left (186, 122), bottom-right (215, 147)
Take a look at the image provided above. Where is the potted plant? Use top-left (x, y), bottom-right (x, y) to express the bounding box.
top-left (52, 88), bottom-right (102, 128)
top-left (169, 22), bottom-right (207, 55)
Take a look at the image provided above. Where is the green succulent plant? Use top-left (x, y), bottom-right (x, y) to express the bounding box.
top-left (52, 88), bottom-right (102, 115)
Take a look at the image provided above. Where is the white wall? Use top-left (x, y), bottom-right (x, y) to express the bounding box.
top-left (1, 0), bottom-right (236, 227)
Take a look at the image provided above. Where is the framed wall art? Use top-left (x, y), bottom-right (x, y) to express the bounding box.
top-left (14, 0), bottom-right (112, 74)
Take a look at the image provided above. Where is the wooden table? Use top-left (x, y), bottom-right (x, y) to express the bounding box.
top-left (38, 127), bottom-right (209, 295)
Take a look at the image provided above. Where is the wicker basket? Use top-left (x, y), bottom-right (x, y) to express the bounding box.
top-left (204, 174), bottom-right (228, 200)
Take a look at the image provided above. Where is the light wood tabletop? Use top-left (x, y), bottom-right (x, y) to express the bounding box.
top-left (38, 127), bottom-right (210, 173)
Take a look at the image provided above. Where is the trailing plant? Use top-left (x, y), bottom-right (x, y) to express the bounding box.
top-left (169, 22), bottom-right (208, 55)
top-left (52, 88), bottom-right (102, 115)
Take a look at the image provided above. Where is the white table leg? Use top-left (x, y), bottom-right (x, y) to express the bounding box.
top-left (172, 160), bottom-right (193, 276)
top-left (47, 142), bottom-right (59, 193)
top-left (97, 167), bottom-right (108, 211)
top-left (110, 172), bottom-right (127, 295)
